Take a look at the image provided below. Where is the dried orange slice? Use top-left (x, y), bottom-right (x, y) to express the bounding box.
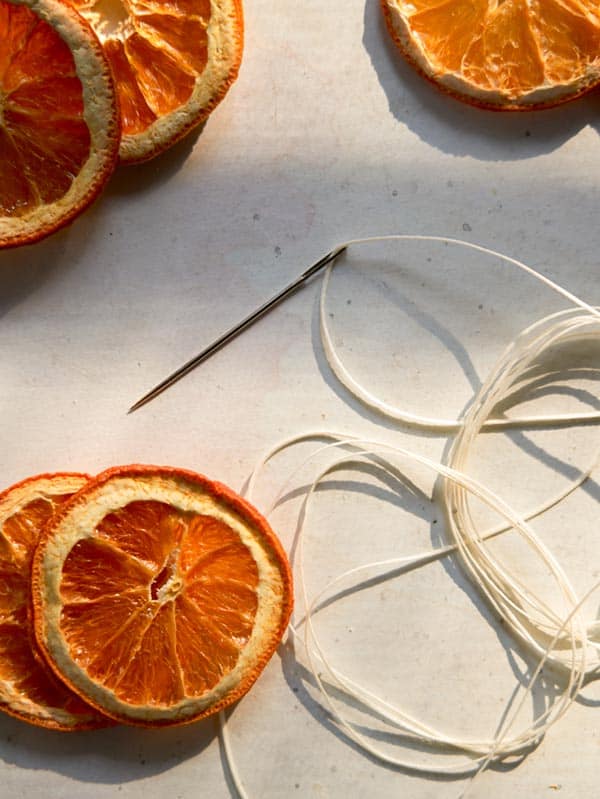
top-left (72, 0), bottom-right (244, 162)
top-left (0, 473), bottom-right (109, 730)
top-left (382, 0), bottom-right (600, 109)
top-left (0, 0), bottom-right (119, 248)
top-left (32, 465), bottom-right (293, 726)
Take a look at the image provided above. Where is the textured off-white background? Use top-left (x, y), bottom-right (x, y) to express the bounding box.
top-left (1, 1), bottom-right (600, 797)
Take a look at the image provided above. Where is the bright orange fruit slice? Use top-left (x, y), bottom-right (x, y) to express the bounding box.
top-left (0, 473), bottom-right (109, 730)
top-left (72, 0), bottom-right (244, 162)
top-left (382, 0), bottom-right (600, 109)
top-left (32, 465), bottom-right (293, 726)
top-left (0, 0), bottom-right (119, 248)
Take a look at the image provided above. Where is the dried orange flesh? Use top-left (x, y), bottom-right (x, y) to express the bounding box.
top-left (33, 467), bottom-right (293, 726)
top-left (59, 501), bottom-right (259, 705)
top-left (0, 2), bottom-right (90, 216)
top-left (383, 0), bottom-right (600, 107)
top-left (72, 0), bottom-right (243, 162)
top-left (0, 474), bottom-right (107, 729)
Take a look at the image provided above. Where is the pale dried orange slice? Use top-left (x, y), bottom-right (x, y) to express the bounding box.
top-left (382, 0), bottom-right (600, 109)
top-left (32, 465), bottom-right (293, 726)
top-left (72, 0), bottom-right (244, 162)
top-left (0, 0), bottom-right (119, 248)
top-left (0, 473), bottom-right (109, 730)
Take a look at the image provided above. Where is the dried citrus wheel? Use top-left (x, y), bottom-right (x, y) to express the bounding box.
top-left (0, 473), bottom-right (109, 730)
top-left (71, 0), bottom-right (243, 163)
top-left (382, 0), bottom-right (600, 109)
top-left (32, 465), bottom-right (293, 726)
top-left (0, 0), bottom-right (119, 248)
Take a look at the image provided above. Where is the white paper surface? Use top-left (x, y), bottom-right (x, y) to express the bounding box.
top-left (1, 1), bottom-right (600, 796)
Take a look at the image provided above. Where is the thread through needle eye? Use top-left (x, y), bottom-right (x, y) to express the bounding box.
top-left (128, 245), bottom-right (348, 413)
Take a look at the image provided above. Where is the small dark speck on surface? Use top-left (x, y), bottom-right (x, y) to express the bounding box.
top-left (295, 783), bottom-right (300, 789)
top-left (253, 213), bottom-right (260, 221)
top-left (478, 303), bottom-right (483, 310)
top-left (447, 180), bottom-right (453, 188)
top-left (391, 189), bottom-right (398, 197)
top-left (432, 519), bottom-right (438, 525)
top-left (426, 257), bottom-right (431, 262)
top-left (293, 686), bottom-right (299, 693)
top-left (140, 759), bottom-right (146, 765)
top-left (525, 130), bottom-right (532, 137)
top-left (274, 246), bottom-right (282, 256)
top-left (346, 299), bottom-right (352, 305)
top-left (462, 223), bottom-right (472, 232)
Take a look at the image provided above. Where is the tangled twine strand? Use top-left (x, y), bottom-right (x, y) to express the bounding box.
top-left (219, 236), bottom-right (600, 794)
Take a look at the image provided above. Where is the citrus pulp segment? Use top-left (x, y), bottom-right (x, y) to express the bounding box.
top-left (0, 0), bottom-right (119, 248)
top-left (382, 0), bottom-right (600, 109)
top-left (72, 0), bottom-right (244, 162)
top-left (32, 465), bottom-right (293, 726)
top-left (0, 473), bottom-right (109, 730)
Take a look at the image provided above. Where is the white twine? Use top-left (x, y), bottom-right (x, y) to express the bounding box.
top-left (219, 236), bottom-right (600, 794)
top-left (321, 236), bottom-right (600, 430)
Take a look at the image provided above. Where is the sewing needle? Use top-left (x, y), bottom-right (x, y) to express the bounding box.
top-left (128, 245), bottom-right (347, 413)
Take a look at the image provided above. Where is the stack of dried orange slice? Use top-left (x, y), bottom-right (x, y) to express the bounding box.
top-left (0, 465), bottom-right (292, 730)
top-left (0, 0), bottom-right (243, 247)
